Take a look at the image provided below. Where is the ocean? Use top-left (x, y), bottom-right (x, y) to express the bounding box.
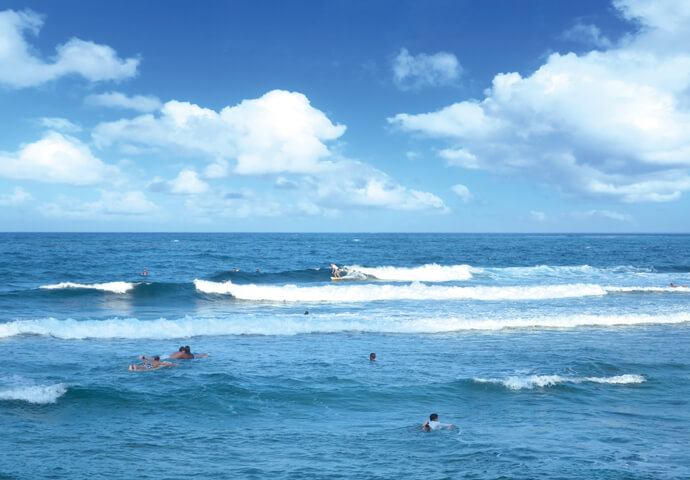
top-left (1, 233), bottom-right (688, 479)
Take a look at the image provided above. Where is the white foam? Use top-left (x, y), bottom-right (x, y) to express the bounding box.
top-left (0, 382), bottom-right (68, 404)
top-left (194, 279), bottom-right (607, 302)
top-left (0, 312), bottom-right (687, 339)
top-left (473, 374), bottom-right (646, 390)
top-left (345, 263), bottom-right (475, 282)
top-left (40, 281), bottom-right (134, 294)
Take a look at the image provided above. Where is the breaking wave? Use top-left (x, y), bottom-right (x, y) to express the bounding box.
top-left (40, 281), bottom-right (135, 294)
top-left (343, 263), bottom-right (475, 281)
top-left (0, 380), bottom-right (68, 404)
top-left (472, 374), bottom-right (646, 390)
top-left (1, 312), bottom-right (688, 339)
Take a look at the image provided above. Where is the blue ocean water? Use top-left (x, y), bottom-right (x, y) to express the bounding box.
top-left (1, 233), bottom-right (689, 479)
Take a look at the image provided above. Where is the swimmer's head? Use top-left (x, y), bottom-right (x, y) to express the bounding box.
top-left (370, 353), bottom-right (376, 361)
top-left (184, 346), bottom-right (191, 354)
top-left (430, 413), bottom-right (438, 421)
top-left (179, 346), bottom-right (185, 352)
top-left (154, 355), bottom-right (160, 361)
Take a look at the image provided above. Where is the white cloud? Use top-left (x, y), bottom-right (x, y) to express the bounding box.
top-left (93, 90), bottom-right (346, 175)
top-left (584, 209), bottom-right (632, 221)
top-left (439, 148), bottom-right (481, 169)
top-left (389, 0), bottom-right (690, 203)
top-left (392, 48), bottom-right (461, 90)
top-left (170, 169), bottom-right (210, 195)
top-left (275, 177), bottom-right (299, 190)
top-left (313, 160), bottom-right (448, 212)
top-left (0, 186), bottom-right (32, 206)
top-left (451, 184), bottom-right (473, 203)
top-left (530, 210), bottom-right (547, 221)
top-left (85, 91), bottom-right (162, 112)
top-left (40, 190), bottom-right (158, 219)
top-left (0, 132), bottom-right (119, 185)
top-left (561, 23), bottom-right (612, 49)
top-left (0, 9), bottom-right (138, 88)
top-left (39, 117), bottom-right (81, 133)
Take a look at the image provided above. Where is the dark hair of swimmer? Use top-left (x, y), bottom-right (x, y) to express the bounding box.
top-left (184, 346), bottom-right (191, 354)
top-left (179, 346), bottom-right (185, 352)
top-left (154, 355), bottom-right (160, 361)
top-left (430, 413), bottom-right (438, 421)
top-left (370, 353), bottom-right (376, 360)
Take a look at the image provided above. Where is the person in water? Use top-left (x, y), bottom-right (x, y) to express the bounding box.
top-left (330, 263), bottom-right (341, 278)
top-left (370, 353), bottom-right (376, 361)
top-left (142, 269), bottom-right (148, 277)
top-left (421, 413), bottom-right (454, 431)
top-left (129, 355), bottom-right (178, 371)
top-left (170, 346), bottom-right (209, 359)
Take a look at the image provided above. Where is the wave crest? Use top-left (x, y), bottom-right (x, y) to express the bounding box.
top-left (0, 382), bottom-right (68, 404)
top-left (194, 279), bottom-right (607, 302)
top-left (344, 263), bottom-right (475, 282)
top-left (473, 374), bottom-right (646, 390)
top-left (40, 281), bottom-right (135, 294)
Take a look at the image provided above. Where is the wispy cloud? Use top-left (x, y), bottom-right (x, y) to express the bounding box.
top-left (392, 48), bottom-right (461, 90)
top-left (85, 92), bottom-right (162, 112)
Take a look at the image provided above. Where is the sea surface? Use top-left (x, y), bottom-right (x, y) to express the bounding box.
top-left (1, 233), bottom-right (689, 479)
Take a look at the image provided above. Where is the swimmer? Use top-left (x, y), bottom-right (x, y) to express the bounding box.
top-left (421, 413), bottom-right (454, 432)
top-left (169, 346), bottom-right (187, 359)
top-left (304, 311), bottom-right (309, 315)
top-left (330, 263), bottom-right (341, 279)
top-left (142, 269), bottom-right (148, 277)
top-left (670, 283), bottom-right (688, 288)
top-left (370, 353), bottom-right (376, 361)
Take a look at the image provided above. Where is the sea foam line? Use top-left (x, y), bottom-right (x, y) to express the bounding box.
top-left (0, 382), bottom-right (68, 404)
top-left (194, 279), bottom-right (608, 302)
top-left (1, 312), bottom-right (688, 339)
top-left (473, 374), bottom-right (646, 390)
top-left (343, 263), bottom-right (476, 282)
top-left (40, 281), bottom-right (135, 294)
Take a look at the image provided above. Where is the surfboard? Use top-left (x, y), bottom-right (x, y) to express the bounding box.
top-left (331, 277), bottom-right (341, 281)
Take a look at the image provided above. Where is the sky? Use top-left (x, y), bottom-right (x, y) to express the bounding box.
top-left (1, 0), bottom-right (690, 232)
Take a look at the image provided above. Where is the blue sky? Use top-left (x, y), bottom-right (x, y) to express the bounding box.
top-left (1, 0), bottom-right (689, 232)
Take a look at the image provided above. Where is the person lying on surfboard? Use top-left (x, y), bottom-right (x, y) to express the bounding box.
top-left (129, 355), bottom-right (178, 371)
top-left (330, 263), bottom-right (341, 279)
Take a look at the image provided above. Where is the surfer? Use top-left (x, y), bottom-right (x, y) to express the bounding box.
top-left (142, 269), bottom-right (148, 277)
top-left (670, 283), bottom-right (687, 288)
top-left (330, 263), bottom-right (341, 279)
top-left (129, 355), bottom-right (178, 371)
top-left (370, 353), bottom-right (376, 361)
top-left (421, 413), bottom-right (454, 432)
top-left (170, 346), bottom-right (209, 359)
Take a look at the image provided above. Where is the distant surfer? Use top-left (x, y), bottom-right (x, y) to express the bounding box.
top-left (421, 413), bottom-right (454, 432)
top-left (330, 263), bottom-right (341, 279)
top-left (142, 269), bottom-right (148, 277)
top-left (670, 283), bottom-right (687, 288)
top-left (370, 353), bottom-right (376, 361)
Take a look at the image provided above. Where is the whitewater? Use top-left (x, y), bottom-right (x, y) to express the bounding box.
top-left (2, 233), bottom-right (689, 480)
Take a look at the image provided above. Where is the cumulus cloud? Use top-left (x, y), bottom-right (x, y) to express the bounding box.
top-left (93, 90), bottom-right (346, 175)
top-left (392, 48), bottom-right (461, 90)
top-left (149, 169), bottom-right (209, 195)
top-left (0, 132), bottom-right (119, 185)
top-left (0, 186), bottom-right (32, 206)
top-left (85, 91), bottom-right (162, 112)
top-left (0, 9), bottom-right (138, 88)
top-left (451, 184), bottom-right (473, 203)
top-left (389, 0), bottom-right (690, 203)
